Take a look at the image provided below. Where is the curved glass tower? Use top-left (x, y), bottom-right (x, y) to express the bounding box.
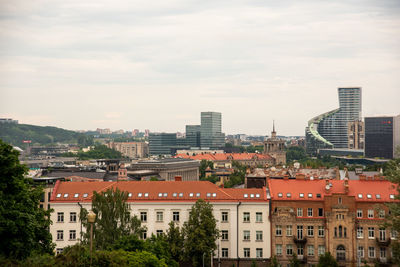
top-left (306, 87), bottom-right (362, 155)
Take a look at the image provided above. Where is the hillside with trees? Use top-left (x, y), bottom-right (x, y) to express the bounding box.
top-left (0, 123), bottom-right (92, 147)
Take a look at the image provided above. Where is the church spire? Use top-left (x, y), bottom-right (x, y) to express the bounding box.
top-left (271, 120), bottom-right (277, 138)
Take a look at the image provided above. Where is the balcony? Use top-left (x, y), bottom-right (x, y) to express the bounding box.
top-left (293, 236), bottom-right (307, 244)
top-left (376, 237), bottom-right (391, 247)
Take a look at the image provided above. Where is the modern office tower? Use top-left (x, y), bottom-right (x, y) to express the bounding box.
top-left (148, 133), bottom-right (177, 155)
top-left (365, 115), bottom-right (400, 159)
top-left (185, 125), bottom-right (201, 148)
top-left (348, 120), bottom-right (364, 149)
top-left (306, 87), bottom-right (362, 155)
top-left (200, 112), bottom-right (225, 149)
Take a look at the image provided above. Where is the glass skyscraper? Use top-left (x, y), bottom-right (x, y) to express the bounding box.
top-left (200, 111), bottom-right (225, 149)
top-left (306, 87), bottom-right (362, 154)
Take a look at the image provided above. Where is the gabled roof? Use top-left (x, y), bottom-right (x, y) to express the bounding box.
top-left (268, 179), bottom-right (397, 202)
top-left (50, 181), bottom-right (267, 203)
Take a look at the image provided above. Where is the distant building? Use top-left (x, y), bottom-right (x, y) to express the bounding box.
top-left (144, 129), bottom-right (150, 137)
top-left (348, 120), bottom-right (364, 149)
top-left (263, 122), bottom-right (286, 165)
top-left (200, 111), bottom-right (225, 149)
top-left (306, 87), bottom-right (362, 155)
top-left (148, 133), bottom-right (177, 155)
top-left (0, 118), bottom-right (18, 124)
top-left (365, 115), bottom-right (400, 159)
top-left (96, 128), bottom-right (111, 135)
top-left (185, 125), bottom-right (201, 147)
top-left (107, 141), bottom-right (149, 158)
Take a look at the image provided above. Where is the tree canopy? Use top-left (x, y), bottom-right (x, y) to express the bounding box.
top-left (317, 252), bottom-right (338, 267)
top-left (0, 139), bottom-right (54, 259)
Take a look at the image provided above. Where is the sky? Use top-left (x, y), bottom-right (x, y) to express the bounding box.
top-left (0, 0), bottom-right (399, 136)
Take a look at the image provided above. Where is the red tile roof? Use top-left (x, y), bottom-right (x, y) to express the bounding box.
top-left (176, 153), bottom-right (273, 161)
top-left (268, 179), bottom-right (397, 202)
top-left (50, 180), bottom-right (267, 203)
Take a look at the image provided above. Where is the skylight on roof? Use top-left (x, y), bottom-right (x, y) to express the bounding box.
top-left (244, 194), bottom-right (248, 198)
top-left (189, 193), bottom-right (194, 197)
top-left (255, 194), bottom-right (260, 198)
top-left (173, 193), bottom-right (177, 197)
top-left (390, 194), bottom-right (395, 199)
top-left (158, 193), bottom-right (163, 197)
top-left (316, 194), bottom-right (321, 198)
top-left (83, 193), bottom-right (88, 198)
top-left (212, 193), bottom-right (217, 197)
top-left (299, 193), bottom-right (304, 198)
top-left (196, 193), bottom-right (200, 197)
top-left (179, 193), bottom-right (183, 197)
top-left (163, 193), bottom-right (168, 197)
top-left (144, 193), bottom-right (149, 197)
top-left (64, 193), bottom-right (69, 198)
top-left (138, 193), bottom-right (142, 197)
top-left (278, 193), bottom-right (283, 198)
top-left (74, 193), bottom-right (79, 198)
top-left (56, 193), bottom-right (61, 198)
top-left (250, 194), bottom-right (255, 198)
top-left (287, 193), bottom-right (291, 198)
top-left (358, 194), bottom-right (363, 199)
top-left (308, 193), bottom-right (313, 198)
top-left (128, 193), bottom-right (132, 197)
top-left (367, 194), bottom-right (372, 199)
top-left (376, 194), bottom-right (381, 199)
top-left (207, 193), bottom-right (211, 197)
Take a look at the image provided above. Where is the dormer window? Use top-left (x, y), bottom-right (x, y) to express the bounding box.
top-left (278, 193), bottom-right (283, 198)
top-left (212, 193), bottom-right (217, 197)
top-left (376, 194), bottom-right (381, 199)
top-left (56, 193), bottom-right (61, 198)
top-left (83, 193), bottom-right (88, 198)
top-left (244, 194), bottom-right (248, 198)
top-left (367, 194), bottom-right (372, 199)
top-left (287, 193), bottom-right (291, 198)
top-left (158, 193), bottom-right (163, 197)
top-left (173, 193), bottom-right (177, 197)
top-left (390, 194), bottom-right (395, 199)
top-left (255, 194), bottom-right (260, 198)
top-left (250, 194), bottom-right (254, 198)
top-left (189, 193), bottom-right (194, 197)
top-left (196, 193), bottom-right (200, 197)
top-left (74, 193), bottom-right (79, 198)
top-left (63, 193), bottom-right (69, 198)
top-left (138, 193), bottom-right (142, 197)
top-left (144, 193), bottom-right (149, 197)
top-left (299, 193), bottom-right (304, 198)
top-left (179, 193), bottom-right (183, 197)
top-left (163, 193), bottom-right (167, 197)
top-left (358, 194), bottom-right (363, 199)
top-left (308, 193), bottom-right (313, 198)
top-left (316, 194), bottom-right (321, 198)
top-left (207, 193), bottom-right (211, 197)
top-left (128, 193), bottom-right (132, 197)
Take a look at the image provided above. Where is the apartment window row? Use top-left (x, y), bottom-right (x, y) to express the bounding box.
top-left (276, 244), bottom-right (325, 256)
top-left (243, 248), bottom-right (264, 258)
top-left (141, 211), bottom-right (180, 223)
top-left (357, 227), bottom-right (388, 240)
top-left (243, 212), bottom-right (263, 222)
top-left (357, 209), bottom-right (385, 219)
top-left (56, 230), bottom-right (76, 241)
top-left (57, 212), bottom-right (77, 223)
top-left (242, 230), bottom-right (264, 241)
top-left (276, 225), bottom-right (324, 237)
top-left (296, 208), bottom-right (324, 217)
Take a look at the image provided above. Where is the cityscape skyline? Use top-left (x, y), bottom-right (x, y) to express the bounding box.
top-left (1, 1), bottom-right (399, 136)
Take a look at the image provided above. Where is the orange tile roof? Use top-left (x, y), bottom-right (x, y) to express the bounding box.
top-left (50, 180), bottom-right (267, 203)
top-left (268, 179), bottom-right (398, 202)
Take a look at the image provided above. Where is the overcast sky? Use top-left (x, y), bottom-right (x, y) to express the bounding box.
top-left (0, 0), bottom-right (399, 136)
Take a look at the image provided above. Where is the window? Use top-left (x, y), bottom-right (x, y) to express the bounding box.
top-left (63, 193), bottom-right (68, 198)
top-left (307, 245), bottom-right (314, 256)
top-left (178, 193), bottom-right (183, 197)
top-left (336, 245), bottom-right (345, 261)
top-left (307, 226), bottom-right (314, 236)
top-left (338, 197), bottom-right (342, 204)
top-left (222, 248), bottom-right (228, 258)
top-left (297, 244), bottom-right (304, 256)
top-left (69, 230), bottom-right (76, 240)
top-left (156, 211), bottom-right (163, 222)
top-left (307, 208), bottom-right (313, 217)
top-left (358, 246), bottom-right (364, 258)
top-left (368, 227), bottom-right (375, 238)
top-left (57, 230), bottom-right (63, 240)
top-left (243, 212), bottom-right (250, 222)
top-left (70, 212), bottom-right (77, 222)
top-left (173, 192), bottom-right (177, 197)
top-left (244, 248), bottom-right (250, 258)
top-left (221, 230), bottom-right (229, 241)
top-left (173, 211), bottom-right (180, 222)
top-left (141, 230), bottom-right (147, 240)
top-left (286, 193), bottom-right (291, 198)
top-left (276, 244), bottom-right (282, 256)
top-left (299, 193), bottom-right (304, 198)
top-left (297, 208), bottom-right (303, 217)
top-left (57, 212), bottom-right (64, 223)
top-left (243, 230), bottom-right (250, 241)
top-left (390, 194), bottom-right (395, 199)
top-left (286, 244), bottom-right (293, 255)
top-left (83, 193), bottom-right (88, 198)
top-left (256, 212), bottom-right (262, 222)
top-left (358, 194), bottom-right (363, 199)
top-left (256, 248), bottom-right (263, 258)
top-left (318, 245), bottom-right (325, 256)
top-left (156, 230), bottom-right (163, 237)
top-left (391, 230), bottom-right (398, 239)
top-left (316, 193), bottom-right (321, 198)
top-left (380, 247), bottom-right (386, 259)
top-left (376, 194), bottom-right (381, 199)
top-left (140, 212), bottom-right (147, 222)
top-left (222, 211), bottom-right (228, 222)
top-left (278, 193), bottom-right (283, 198)
top-left (308, 193), bottom-right (313, 198)
top-left (189, 193), bottom-right (194, 197)
top-left (318, 226), bottom-right (325, 237)
top-left (357, 227), bottom-right (364, 238)
top-left (379, 210), bottom-right (385, 218)
top-left (368, 209), bottom-right (374, 218)
top-left (286, 225), bottom-right (293, 236)
top-left (368, 247), bottom-right (375, 258)
top-left (318, 208), bottom-right (324, 217)
top-left (357, 209), bottom-right (363, 218)
top-left (379, 228), bottom-right (386, 241)
top-left (256, 231), bottom-right (263, 241)
top-left (297, 225), bottom-right (303, 239)
top-left (276, 225), bottom-right (282, 236)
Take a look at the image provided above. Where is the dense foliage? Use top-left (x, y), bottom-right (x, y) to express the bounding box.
top-left (199, 160), bottom-right (214, 178)
top-left (62, 145), bottom-right (122, 159)
top-left (224, 161), bottom-right (246, 188)
top-left (286, 146), bottom-right (308, 162)
top-left (317, 252), bottom-right (338, 267)
top-left (183, 199), bottom-right (219, 266)
top-left (0, 139), bottom-right (54, 260)
top-left (0, 123), bottom-right (89, 147)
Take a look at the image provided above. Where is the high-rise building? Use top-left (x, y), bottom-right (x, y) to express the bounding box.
top-left (149, 133), bottom-right (177, 155)
top-left (185, 125), bottom-right (201, 148)
top-left (306, 87), bottom-right (362, 155)
top-left (365, 115), bottom-right (400, 159)
top-left (200, 111), bottom-right (225, 149)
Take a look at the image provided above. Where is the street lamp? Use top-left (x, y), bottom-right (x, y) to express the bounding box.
top-left (87, 211), bottom-right (96, 266)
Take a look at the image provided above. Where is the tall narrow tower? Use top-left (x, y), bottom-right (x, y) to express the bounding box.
top-left (264, 121), bottom-right (286, 165)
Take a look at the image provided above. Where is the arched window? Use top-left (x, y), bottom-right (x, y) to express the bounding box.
top-left (336, 245), bottom-right (346, 261)
top-left (334, 227), bottom-right (337, 237)
top-left (339, 226), bottom-right (343, 237)
top-left (344, 227), bottom-right (347, 238)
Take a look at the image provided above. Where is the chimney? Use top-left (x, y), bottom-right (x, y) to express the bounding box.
top-left (344, 179), bottom-right (349, 194)
top-left (359, 174), bottom-right (366, 181)
top-left (325, 179), bottom-right (330, 193)
top-left (283, 174), bottom-right (289, 180)
top-left (174, 176), bottom-right (182, 182)
top-left (117, 164), bottom-right (128, 181)
top-left (295, 173), bottom-right (305, 180)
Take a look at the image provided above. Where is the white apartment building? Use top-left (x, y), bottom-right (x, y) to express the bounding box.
top-left (50, 180), bottom-right (271, 264)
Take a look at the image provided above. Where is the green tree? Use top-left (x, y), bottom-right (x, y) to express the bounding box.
top-left (286, 146), bottom-right (307, 162)
top-left (80, 188), bottom-right (145, 250)
top-left (183, 199), bottom-right (219, 267)
top-left (270, 255), bottom-right (280, 267)
top-left (383, 157), bottom-right (400, 265)
top-left (144, 234), bottom-right (178, 267)
top-left (289, 253), bottom-right (301, 267)
top-left (317, 252), bottom-right (338, 267)
top-left (166, 221), bottom-right (184, 262)
top-left (199, 160), bottom-right (214, 178)
top-left (0, 139), bottom-right (54, 260)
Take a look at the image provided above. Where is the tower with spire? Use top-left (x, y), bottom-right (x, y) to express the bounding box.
top-left (263, 121), bottom-right (286, 165)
